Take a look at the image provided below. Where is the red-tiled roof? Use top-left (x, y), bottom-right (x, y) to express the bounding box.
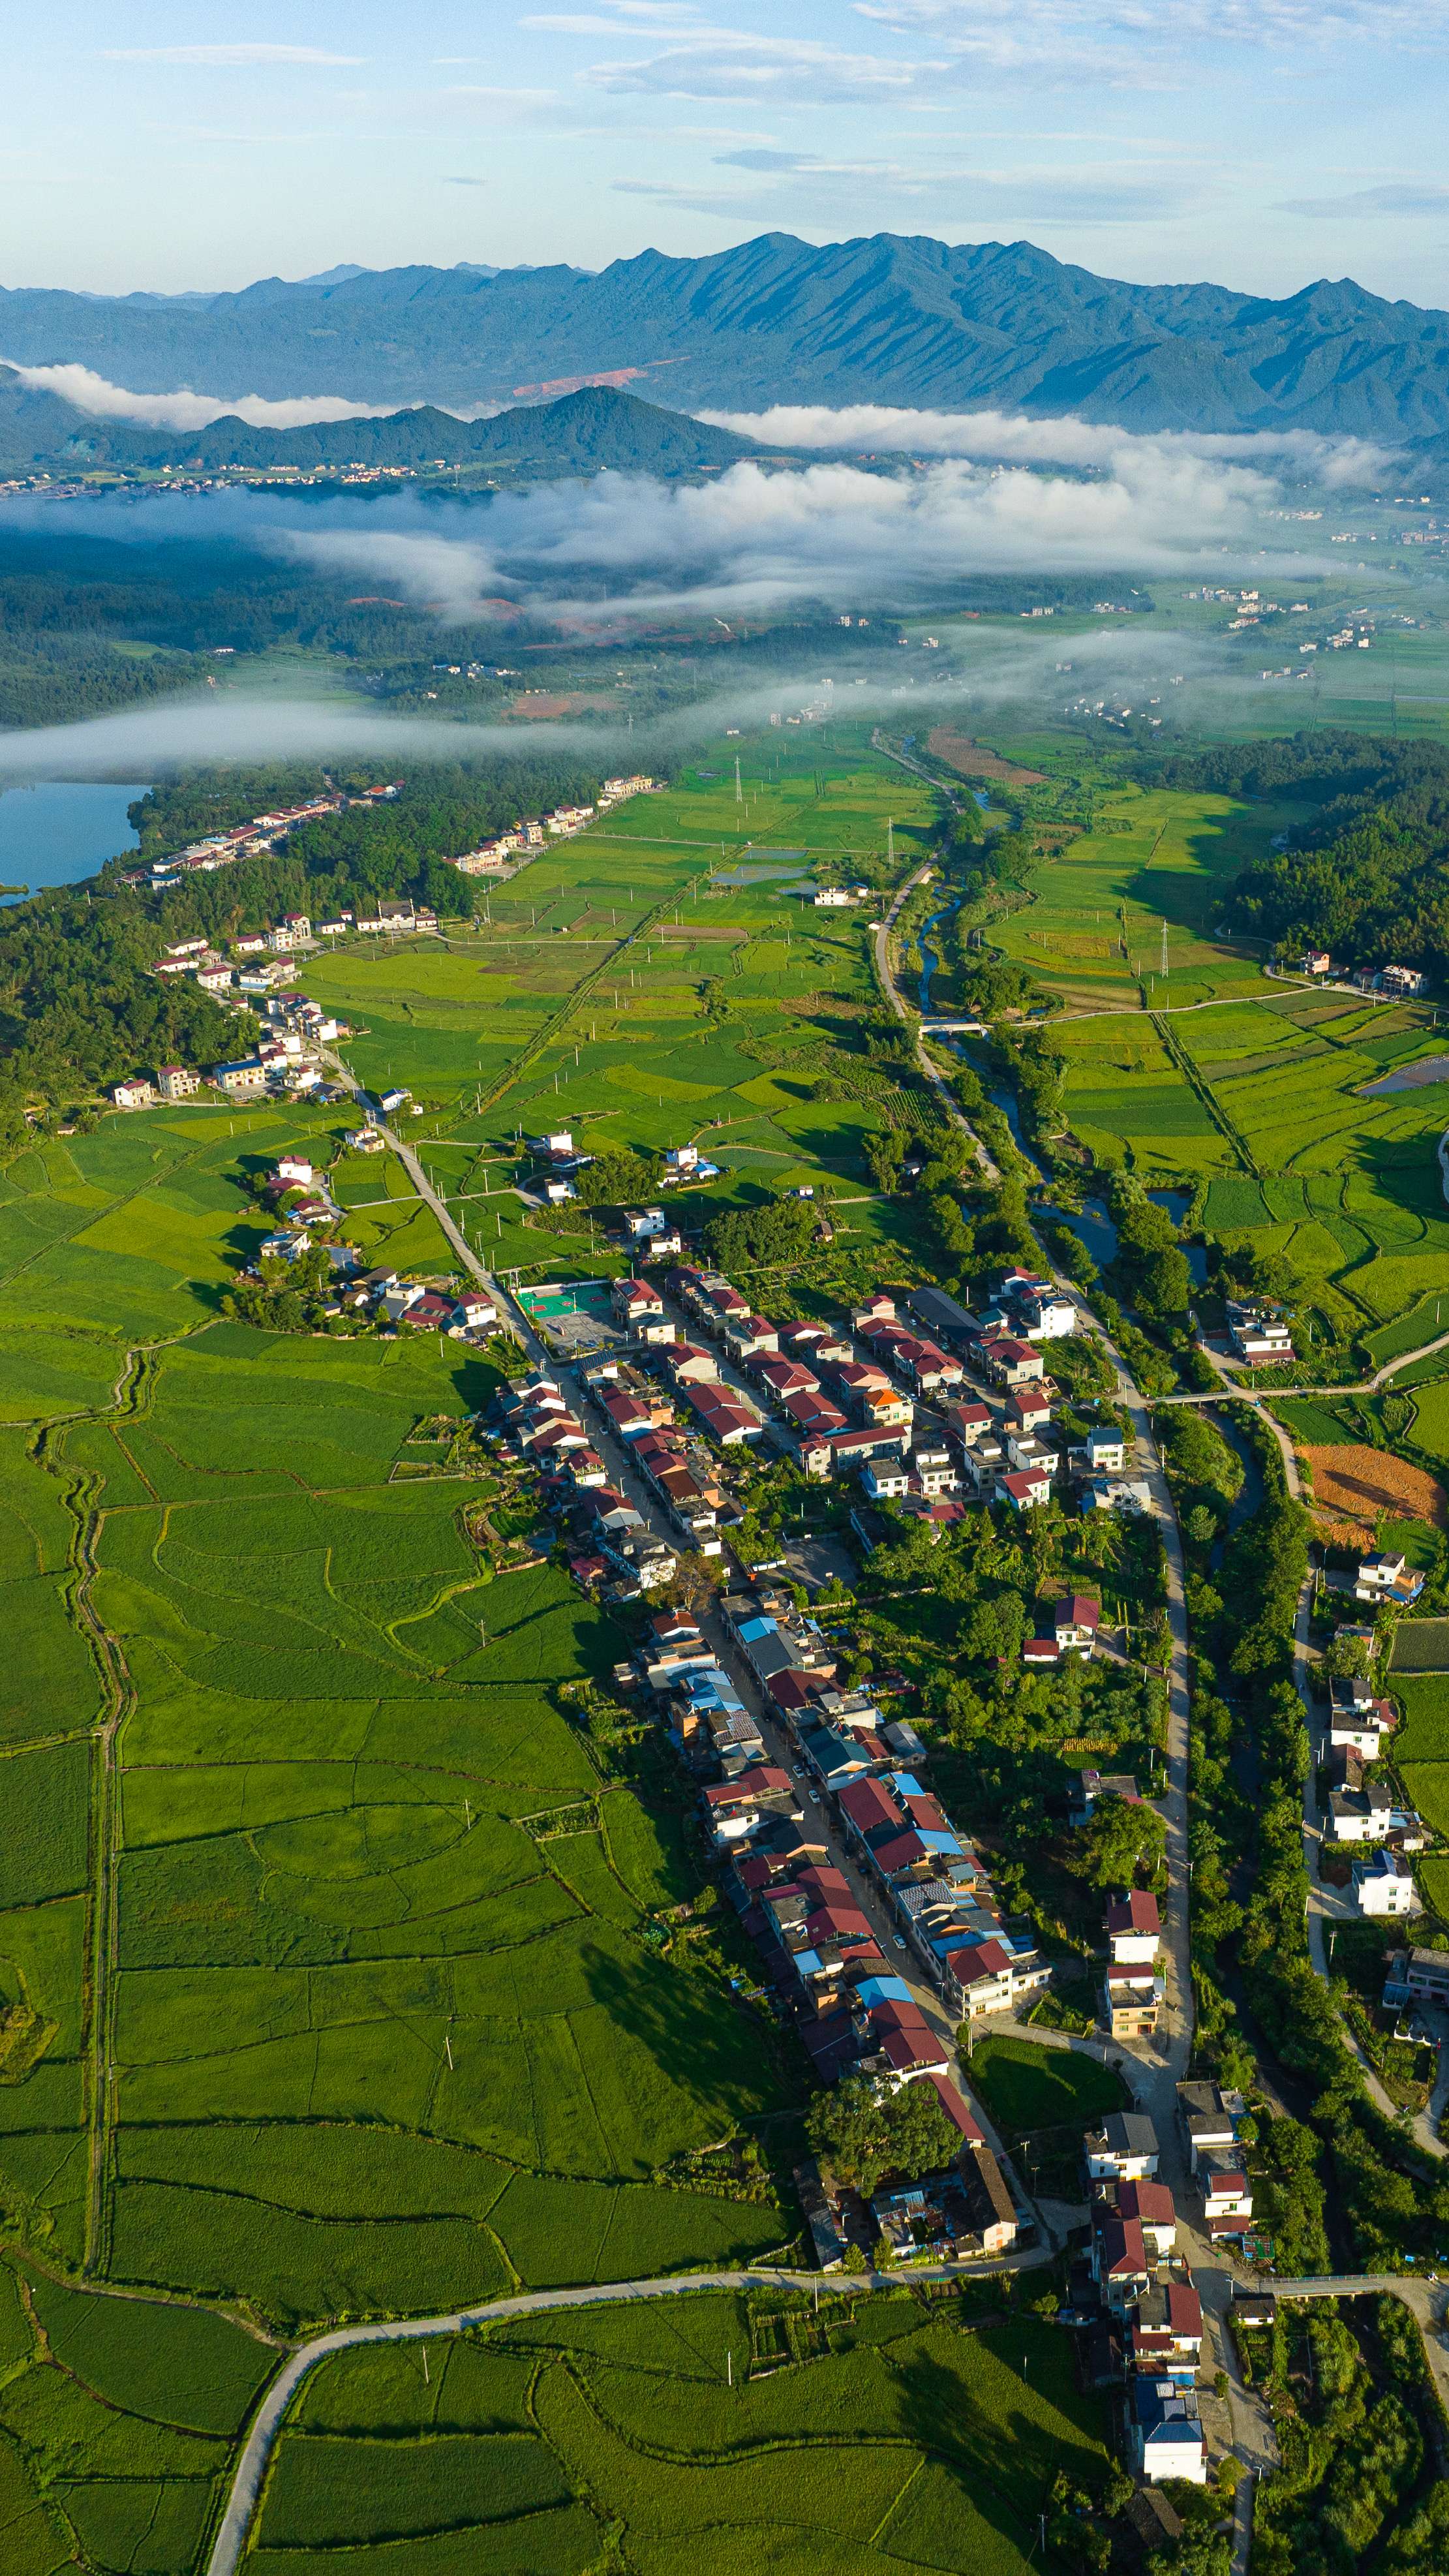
top-left (1106, 1891), bottom-right (1162, 1937)
top-left (877, 2024), bottom-right (946, 2072)
top-left (838, 1777), bottom-right (902, 1835)
top-left (1096, 2215), bottom-right (1148, 2274)
top-left (870, 1831), bottom-right (932, 1876)
top-left (1118, 2180), bottom-right (1175, 2226)
top-left (944, 1937), bottom-right (1012, 1984)
top-left (920, 2072), bottom-right (984, 2146)
top-left (1168, 2284), bottom-right (1203, 2339)
top-left (701, 1767), bottom-right (793, 1809)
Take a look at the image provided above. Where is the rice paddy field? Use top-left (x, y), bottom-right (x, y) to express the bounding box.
top-left (249, 2287), bottom-right (1108, 2576)
top-left (984, 790), bottom-right (1449, 1331)
top-left (994, 784), bottom-right (1294, 1017)
top-left (297, 738), bottom-right (945, 1291)
top-left (4, 720), bottom-right (1446, 2568)
top-left (0, 732), bottom-right (1002, 2569)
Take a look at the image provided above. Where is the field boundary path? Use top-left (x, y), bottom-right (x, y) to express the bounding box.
top-left (206, 2254), bottom-right (1054, 2576)
top-left (1156, 1330), bottom-right (1449, 1412)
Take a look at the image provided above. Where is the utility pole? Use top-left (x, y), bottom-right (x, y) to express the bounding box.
top-left (735, 758), bottom-right (742, 806)
top-left (1161, 917), bottom-right (1168, 979)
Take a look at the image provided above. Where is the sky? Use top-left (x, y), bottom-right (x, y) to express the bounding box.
top-left (6, 1), bottom-right (1449, 307)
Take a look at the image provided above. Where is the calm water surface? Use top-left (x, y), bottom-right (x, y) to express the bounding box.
top-left (0, 782), bottom-right (149, 902)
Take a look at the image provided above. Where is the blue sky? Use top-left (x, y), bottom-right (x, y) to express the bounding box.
top-left (8, 0), bottom-right (1449, 305)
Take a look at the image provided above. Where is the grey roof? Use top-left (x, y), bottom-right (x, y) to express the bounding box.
top-left (1104, 2112), bottom-right (1159, 2154)
top-left (908, 1285), bottom-right (977, 1343)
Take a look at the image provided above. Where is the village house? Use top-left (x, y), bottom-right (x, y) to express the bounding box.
top-left (1130, 2380), bottom-right (1206, 2485)
top-left (1353, 1849), bottom-right (1420, 1918)
top-left (1178, 2081), bottom-right (1239, 2159)
top-left (979, 1334), bottom-right (1045, 1390)
top-left (1101, 1889), bottom-right (1165, 2038)
top-left (1354, 1549), bottom-right (1426, 1608)
top-left (213, 1057), bottom-right (267, 1096)
top-left (1114, 2178), bottom-right (1178, 2258)
top-left (1084, 2112), bottom-right (1161, 2182)
top-left (1382, 1948), bottom-right (1449, 2011)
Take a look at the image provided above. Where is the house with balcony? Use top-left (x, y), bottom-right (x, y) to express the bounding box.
top-left (1103, 1889), bottom-right (1165, 2038)
top-left (1091, 2213), bottom-right (1152, 2313)
top-left (1329, 1675), bottom-right (1397, 1759)
top-left (1354, 1549), bottom-right (1425, 1609)
top-left (1129, 2280), bottom-right (1202, 2383)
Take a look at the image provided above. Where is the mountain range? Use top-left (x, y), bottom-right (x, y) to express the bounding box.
top-left (0, 374), bottom-right (762, 477)
top-left (5, 233), bottom-right (1449, 441)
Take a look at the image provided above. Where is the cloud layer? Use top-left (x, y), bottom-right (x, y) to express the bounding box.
top-left (3, 361), bottom-right (391, 433)
top-left (699, 401), bottom-right (1400, 487)
top-left (22, 432), bottom-right (1320, 628)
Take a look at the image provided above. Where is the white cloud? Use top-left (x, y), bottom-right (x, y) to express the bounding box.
top-left (101, 43), bottom-right (364, 65)
top-left (856, 0), bottom-right (1438, 42)
top-left (619, 152), bottom-right (1191, 222)
top-left (1279, 181), bottom-right (1449, 215)
top-left (581, 32), bottom-right (945, 100)
top-left (3, 361), bottom-right (391, 433)
top-left (523, 4), bottom-right (707, 26)
top-left (222, 444), bottom-right (1318, 624)
top-left (698, 401), bottom-right (1399, 487)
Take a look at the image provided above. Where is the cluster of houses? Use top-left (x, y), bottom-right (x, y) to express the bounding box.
top-left (448, 776), bottom-right (657, 874)
top-left (251, 1153), bottom-right (500, 1333)
top-left (615, 1575), bottom-right (1050, 2051)
top-left (151, 900), bottom-right (442, 1011)
top-left (491, 1369), bottom-right (682, 1596)
top-left (1080, 2083), bottom-right (1255, 2485)
top-left (115, 989), bottom-right (351, 1110)
top-left (528, 1133), bottom-right (722, 1210)
top-left (801, 2074), bottom-right (1019, 2268)
top-left (1299, 952), bottom-right (1427, 997)
top-left (122, 782), bottom-right (401, 890)
top-left (1317, 1658), bottom-right (1426, 1911)
top-left (643, 1268), bottom-right (1133, 1526)
top-left (509, 1252), bottom-right (1146, 1566)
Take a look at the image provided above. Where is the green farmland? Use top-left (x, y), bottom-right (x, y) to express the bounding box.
top-left (0, 731), bottom-right (990, 2573)
top-left (7, 722), bottom-right (1442, 2570)
top-left (249, 2288), bottom-right (1108, 2576)
top-left (975, 782), bottom-right (1449, 1340)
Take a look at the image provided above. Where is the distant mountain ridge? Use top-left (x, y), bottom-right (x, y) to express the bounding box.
top-left (5, 234), bottom-right (1449, 440)
top-left (0, 376), bottom-right (762, 476)
top-left (0, 378), bottom-right (765, 477)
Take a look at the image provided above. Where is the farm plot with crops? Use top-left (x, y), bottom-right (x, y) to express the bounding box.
top-left (0, 1002), bottom-right (808, 2489)
top-left (251, 2288), bottom-right (1110, 2576)
top-left (993, 785), bottom-right (1291, 1014)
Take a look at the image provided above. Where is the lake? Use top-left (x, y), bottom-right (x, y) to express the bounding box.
top-left (0, 782), bottom-right (149, 903)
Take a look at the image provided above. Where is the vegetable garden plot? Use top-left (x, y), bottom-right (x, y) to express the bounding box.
top-left (1390, 1618), bottom-right (1449, 1674)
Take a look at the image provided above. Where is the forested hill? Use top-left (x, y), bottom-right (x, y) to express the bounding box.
top-left (1161, 732), bottom-right (1449, 977)
top-left (7, 234), bottom-right (1449, 437)
top-left (14, 384), bottom-right (765, 478)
